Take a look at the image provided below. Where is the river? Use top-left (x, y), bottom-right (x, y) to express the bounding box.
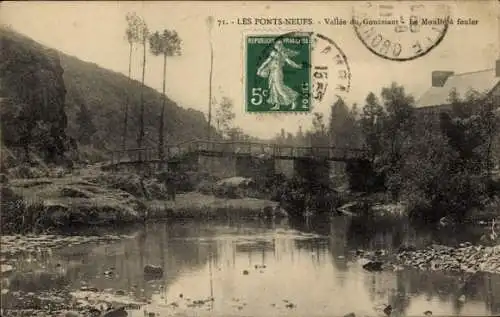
top-left (1, 217), bottom-right (499, 316)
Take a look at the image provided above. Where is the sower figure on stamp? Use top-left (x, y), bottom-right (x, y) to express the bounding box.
top-left (257, 40), bottom-right (303, 111)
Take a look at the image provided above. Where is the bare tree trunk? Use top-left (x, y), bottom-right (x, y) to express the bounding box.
top-left (207, 32), bottom-right (214, 173)
top-left (122, 42), bottom-right (133, 152)
top-left (207, 36), bottom-right (214, 141)
top-left (138, 39), bottom-right (147, 158)
top-left (486, 133), bottom-right (493, 178)
top-left (158, 53), bottom-right (167, 160)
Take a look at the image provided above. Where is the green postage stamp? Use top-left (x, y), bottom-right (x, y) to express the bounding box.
top-left (245, 34), bottom-right (312, 113)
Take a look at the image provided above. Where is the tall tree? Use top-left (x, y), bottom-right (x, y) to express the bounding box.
top-left (442, 89), bottom-right (499, 174)
top-left (329, 98), bottom-right (352, 147)
top-left (380, 82), bottom-right (415, 165)
top-left (379, 82), bottom-right (415, 198)
top-left (227, 127), bottom-right (248, 141)
top-left (149, 29), bottom-right (182, 159)
top-left (348, 103), bottom-right (363, 148)
top-left (296, 125), bottom-right (306, 146)
top-left (214, 96), bottom-right (235, 139)
top-left (206, 16), bottom-right (215, 140)
top-left (310, 112), bottom-right (329, 146)
top-left (122, 12), bottom-right (141, 151)
top-left (136, 16), bottom-right (149, 151)
top-left (360, 92), bottom-right (385, 161)
top-left (279, 128), bottom-right (286, 144)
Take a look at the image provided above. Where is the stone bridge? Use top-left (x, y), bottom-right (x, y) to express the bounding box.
top-left (104, 139), bottom-right (371, 182)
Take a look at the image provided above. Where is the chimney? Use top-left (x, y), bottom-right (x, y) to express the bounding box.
top-left (432, 71), bottom-right (454, 87)
top-left (496, 59), bottom-right (500, 77)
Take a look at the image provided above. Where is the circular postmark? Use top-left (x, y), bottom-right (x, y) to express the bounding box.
top-left (352, 2), bottom-right (450, 61)
top-left (246, 31), bottom-right (351, 113)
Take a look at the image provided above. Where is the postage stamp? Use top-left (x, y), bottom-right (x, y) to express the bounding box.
top-left (245, 32), bottom-right (350, 113)
top-left (352, 2), bottom-right (450, 61)
top-left (245, 34), bottom-right (312, 113)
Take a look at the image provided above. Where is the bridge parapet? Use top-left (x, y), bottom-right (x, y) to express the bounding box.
top-left (108, 139), bottom-right (369, 165)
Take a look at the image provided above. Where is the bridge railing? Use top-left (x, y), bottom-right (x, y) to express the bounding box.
top-left (110, 147), bottom-right (145, 164)
top-left (109, 139), bottom-right (370, 165)
top-left (189, 140), bottom-right (273, 156)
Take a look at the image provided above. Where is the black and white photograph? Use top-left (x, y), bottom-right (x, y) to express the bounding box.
top-left (0, 1), bottom-right (499, 316)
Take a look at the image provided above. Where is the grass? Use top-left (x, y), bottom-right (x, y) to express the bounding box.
top-left (1, 168), bottom-right (279, 233)
top-left (146, 192), bottom-right (278, 219)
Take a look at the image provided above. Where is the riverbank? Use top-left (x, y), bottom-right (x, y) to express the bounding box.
top-left (397, 243), bottom-right (500, 274)
top-left (354, 243), bottom-right (500, 276)
top-left (0, 166), bottom-right (279, 234)
top-left (145, 192), bottom-right (279, 219)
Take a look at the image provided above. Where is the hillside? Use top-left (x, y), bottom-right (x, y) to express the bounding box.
top-left (60, 51), bottom-right (215, 149)
top-left (0, 25), bottom-right (216, 164)
top-left (1, 26), bottom-right (71, 165)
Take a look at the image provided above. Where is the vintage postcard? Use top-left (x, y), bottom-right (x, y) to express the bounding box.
top-left (0, 1), bottom-right (499, 317)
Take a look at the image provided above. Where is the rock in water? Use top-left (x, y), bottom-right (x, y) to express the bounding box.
top-left (398, 245), bottom-right (417, 253)
top-left (383, 305), bottom-right (392, 316)
top-left (144, 264), bottom-right (163, 277)
top-left (261, 206), bottom-right (274, 219)
top-left (101, 306), bottom-right (127, 317)
top-left (1, 264), bottom-right (14, 274)
top-left (0, 173), bottom-right (9, 184)
top-left (362, 261), bottom-right (384, 272)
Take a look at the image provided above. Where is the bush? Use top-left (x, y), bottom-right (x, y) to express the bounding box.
top-left (275, 176), bottom-right (341, 217)
top-left (0, 185), bottom-right (46, 233)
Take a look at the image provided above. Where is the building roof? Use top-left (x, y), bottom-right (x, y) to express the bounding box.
top-left (417, 69), bottom-right (499, 108)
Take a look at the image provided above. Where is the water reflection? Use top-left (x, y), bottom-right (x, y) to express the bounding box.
top-left (4, 218), bottom-right (500, 316)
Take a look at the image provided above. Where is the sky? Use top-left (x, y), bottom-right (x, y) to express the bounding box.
top-left (1, 1), bottom-right (499, 139)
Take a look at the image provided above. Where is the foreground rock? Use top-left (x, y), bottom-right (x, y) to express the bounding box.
top-left (397, 244), bottom-right (500, 274)
top-left (0, 234), bottom-right (127, 256)
top-left (143, 264), bottom-right (163, 278)
top-left (2, 169), bottom-right (280, 233)
top-left (146, 192), bottom-right (278, 219)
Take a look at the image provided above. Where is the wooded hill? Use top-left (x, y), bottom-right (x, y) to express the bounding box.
top-left (0, 26), bottom-right (215, 164)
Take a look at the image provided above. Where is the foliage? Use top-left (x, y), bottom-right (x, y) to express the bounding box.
top-left (443, 90), bottom-right (499, 172)
top-left (380, 83), bottom-right (415, 160)
top-left (360, 92), bottom-right (385, 161)
top-left (378, 83), bottom-right (416, 197)
top-left (354, 83), bottom-right (498, 224)
top-left (120, 12), bottom-right (141, 150)
top-left (0, 182), bottom-right (49, 234)
top-left (329, 98), bottom-right (359, 147)
top-left (227, 128), bottom-right (253, 141)
top-left (0, 27), bottom-right (72, 163)
top-left (274, 176), bottom-right (341, 217)
top-left (308, 112), bottom-right (329, 146)
top-left (149, 30), bottom-right (182, 57)
top-left (214, 96), bottom-right (236, 138)
top-left (1, 26), bottom-right (215, 164)
top-left (125, 12), bottom-right (144, 45)
top-left (75, 101), bottom-right (96, 145)
top-left (136, 15), bottom-right (149, 149)
top-left (149, 28), bottom-right (183, 158)
top-left (403, 89), bottom-right (498, 223)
